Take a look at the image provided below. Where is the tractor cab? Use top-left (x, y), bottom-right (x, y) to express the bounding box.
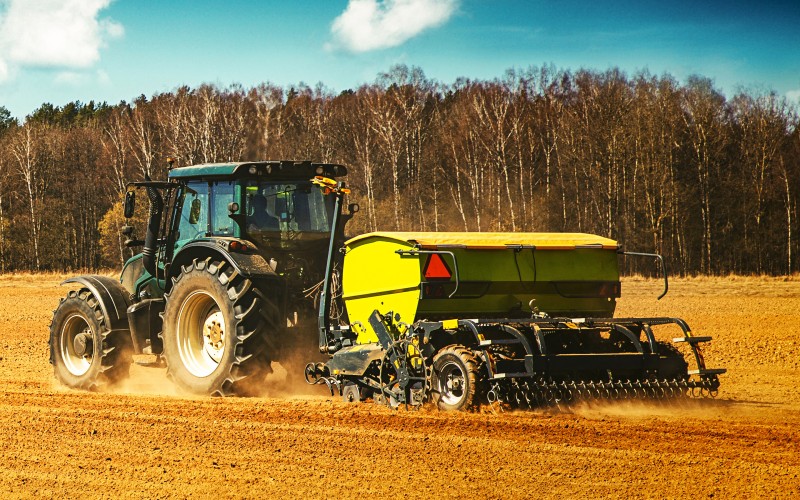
top-left (120, 161), bottom-right (348, 302)
top-left (170, 163), bottom-right (342, 251)
top-left (169, 161), bottom-right (344, 245)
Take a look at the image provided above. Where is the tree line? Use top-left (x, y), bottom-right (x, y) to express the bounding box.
top-left (0, 64), bottom-right (798, 275)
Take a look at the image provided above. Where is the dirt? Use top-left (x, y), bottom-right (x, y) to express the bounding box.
top-left (0, 274), bottom-right (798, 498)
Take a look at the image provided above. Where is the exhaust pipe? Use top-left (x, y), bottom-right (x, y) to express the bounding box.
top-left (142, 179), bottom-right (164, 277)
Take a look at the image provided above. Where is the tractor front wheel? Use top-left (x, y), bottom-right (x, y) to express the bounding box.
top-left (49, 289), bottom-right (132, 390)
top-left (431, 345), bottom-right (479, 411)
top-left (160, 258), bottom-right (274, 396)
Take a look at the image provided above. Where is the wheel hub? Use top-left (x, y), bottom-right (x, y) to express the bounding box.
top-left (72, 332), bottom-right (93, 357)
top-left (447, 375), bottom-right (462, 391)
top-left (438, 361), bottom-right (466, 405)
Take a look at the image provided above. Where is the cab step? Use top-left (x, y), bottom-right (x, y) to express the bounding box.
top-left (673, 336), bottom-right (712, 344)
top-left (688, 368), bottom-right (727, 375)
top-left (479, 339), bottom-right (522, 347)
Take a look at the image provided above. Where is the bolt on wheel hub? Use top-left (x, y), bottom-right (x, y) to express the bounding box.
top-left (202, 311), bottom-right (225, 363)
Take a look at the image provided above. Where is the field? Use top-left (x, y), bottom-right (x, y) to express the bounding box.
top-left (0, 274), bottom-right (798, 498)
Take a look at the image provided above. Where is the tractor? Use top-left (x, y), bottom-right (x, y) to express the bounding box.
top-left (50, 160), bottom-right (353, 396)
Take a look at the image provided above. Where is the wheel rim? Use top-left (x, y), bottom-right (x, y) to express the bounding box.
top-left (176, 290), bottom-right (226, 378)
top-left (437, 360), bottom-right (466, 406)
top-left (60, 314), bottom-right (93, 377)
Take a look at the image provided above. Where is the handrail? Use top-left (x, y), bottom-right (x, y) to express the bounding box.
top-left (622, 251), bottom-right (669, 300)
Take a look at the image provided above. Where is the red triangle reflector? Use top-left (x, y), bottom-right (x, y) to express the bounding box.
top-left (424, 254), bottom-right (452, 280)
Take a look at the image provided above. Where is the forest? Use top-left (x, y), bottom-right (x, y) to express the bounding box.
top-left (0, 64), bottom-right (797, 275)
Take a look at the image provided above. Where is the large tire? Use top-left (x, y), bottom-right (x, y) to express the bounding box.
top-left (431, 345), bottom-right (479, 411)
top-left (49, 289), bottom-right (132, 390)
top-left (160, 258), bottom-right (276, 396)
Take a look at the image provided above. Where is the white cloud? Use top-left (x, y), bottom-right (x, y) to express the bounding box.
top-left (0, 0), bottom-right (122, 82)
top-left (329, 0), bottom-right (458, 53)
top-left (97, 69), bottom-right (110, 85)
top-left (54, 71), bottom-right (88, 85)
top-left (787, 89), bottom-right (800, 104)
top-left (54, 68), bottom-right (111, 87)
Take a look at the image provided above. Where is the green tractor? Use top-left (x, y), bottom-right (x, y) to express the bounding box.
top-left (50, 160), bottom-right (354, 396)
top-left (50, 159), bottom-right (725, 408)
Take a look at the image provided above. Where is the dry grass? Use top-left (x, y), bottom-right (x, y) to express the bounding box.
top-left (4, 271), bottom-right (798, 281)
top-left (0, 269), bottom-right (118, 281)
top-left (622, 272), bottom-right (800, 283)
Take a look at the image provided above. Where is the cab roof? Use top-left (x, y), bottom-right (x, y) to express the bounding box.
top-left (168, 160), bottom-right (347, 180)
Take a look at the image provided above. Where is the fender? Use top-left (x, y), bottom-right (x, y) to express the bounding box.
top-left (62, 275), bottom-right (132, 332)
top-left (169, 239), bottom-right (278, 284)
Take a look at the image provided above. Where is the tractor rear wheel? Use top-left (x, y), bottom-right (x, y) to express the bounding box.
top-left (49, 289), bottom-right (132, 390)
top-left (160, 258), bottom-right (275, 396)
top-left (431, 345), bottom-right (479, 411)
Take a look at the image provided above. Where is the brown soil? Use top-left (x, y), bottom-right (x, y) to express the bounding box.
top-left (1, 274), bottom-right (798, 498)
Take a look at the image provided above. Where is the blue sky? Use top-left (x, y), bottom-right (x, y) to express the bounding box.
top-left (0, 0), bottom-right (798, 119)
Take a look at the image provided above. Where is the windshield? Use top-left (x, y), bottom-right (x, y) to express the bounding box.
top-left (245, 181), bottom-right (334, 245)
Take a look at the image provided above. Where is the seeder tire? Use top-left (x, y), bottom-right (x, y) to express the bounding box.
top-left (656, 340), bottom-right (690, 380)
top-left (49, 289), bottom-right (132, 390)
top-left (431, 345), bottom-right (479, 411)
top-left (160, 258), bottom-right (275, 396)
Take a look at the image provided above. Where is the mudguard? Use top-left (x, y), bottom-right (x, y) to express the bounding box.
top-left (62, 275), bottom-right (132, 332)
top-left (168, 240), bottom-right (278, 283)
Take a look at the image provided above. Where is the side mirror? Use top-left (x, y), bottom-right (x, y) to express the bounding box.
top-left (189, 198), bottom-right (202, 224)
top-left (228, 202), bottom-right (240, 214)
top-left (124, 191), bottom-right (135, 218)
top-left (348, 203), bottom-right (360, 214)
top-left (121, 225), bottom-right (134, 236)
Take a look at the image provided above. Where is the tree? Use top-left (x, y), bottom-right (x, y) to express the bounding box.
top-left (680, 76), bottom-right (729, 273)
top-left (732, 91), bottom-right (790, 272)
top-left (0, 106), bottom-right (16, 136)
top-left (8, 123), bottom-right (51, 270)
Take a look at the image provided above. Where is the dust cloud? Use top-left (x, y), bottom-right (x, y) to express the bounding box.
top-left (102, 356), bottom-right (329, 399)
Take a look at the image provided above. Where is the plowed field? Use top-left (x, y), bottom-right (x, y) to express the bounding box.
top-left (1, 274), bottom-right (798, 498)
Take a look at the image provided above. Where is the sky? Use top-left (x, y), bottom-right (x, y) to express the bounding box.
top-left (0, 0), bottom-right (798, 119)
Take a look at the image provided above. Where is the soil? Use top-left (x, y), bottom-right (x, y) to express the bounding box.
top-left (0, 274), bottom-right (798, 498)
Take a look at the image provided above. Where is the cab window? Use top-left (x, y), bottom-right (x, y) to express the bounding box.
top-left (246, 182), bottom-right (332, 233)
top-left (211, 181), bottom-right (237, 236)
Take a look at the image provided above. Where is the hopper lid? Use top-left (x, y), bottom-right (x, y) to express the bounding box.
top-left (345, 232), bottom-right (619, 250)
